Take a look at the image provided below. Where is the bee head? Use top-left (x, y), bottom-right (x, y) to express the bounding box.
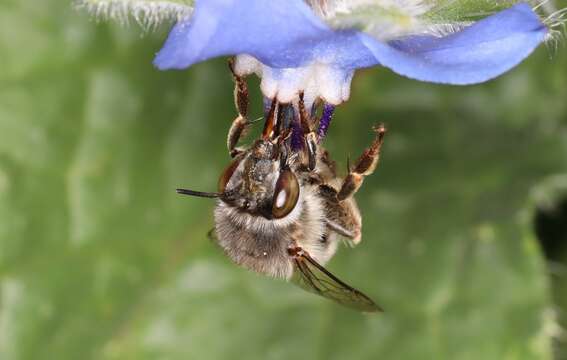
top-left (216, 139), bottom-right (300, 220)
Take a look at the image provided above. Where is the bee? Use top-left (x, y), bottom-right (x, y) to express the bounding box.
top-left (177, 60), bottom-right (386, 312)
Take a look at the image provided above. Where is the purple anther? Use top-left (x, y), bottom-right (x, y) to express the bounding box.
top-left (317, 103), bottom-right (335, 141)
top-left (263, 97), bottom-right (272, 117)
top-left (291, 112), bottom-right (304, 151)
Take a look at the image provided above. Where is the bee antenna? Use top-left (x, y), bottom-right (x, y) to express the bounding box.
top-left (176, 188), bottom-right (221, 199)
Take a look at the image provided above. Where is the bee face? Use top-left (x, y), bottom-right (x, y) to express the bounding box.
top-left (213, 175), bottom-right (322, 281)
top-left (219, 139), bottom-right (301, 222)
top-left (213, 136), bottom-right (340, 281)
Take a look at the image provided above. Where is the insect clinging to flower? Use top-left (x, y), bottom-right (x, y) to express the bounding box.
top-left (76, 0), bottom-right (567, 311)
top-left (177, 59), bottom-right (386, 312)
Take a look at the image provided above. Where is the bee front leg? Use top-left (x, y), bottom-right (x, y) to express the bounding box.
top-left (298, 93), bottom-right (318, 171)
top-left (227, 115), bottom-right (252, 158)
top-left (337, 124), bottom-right (386, 201)
top-left (227, 58), bottom-right (253, 158)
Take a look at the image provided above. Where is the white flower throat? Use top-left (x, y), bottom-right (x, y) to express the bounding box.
top-left (233, 54), bottom-right (354, 107)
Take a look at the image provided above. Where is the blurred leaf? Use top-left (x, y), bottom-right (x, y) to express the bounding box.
top-left (531, 177), bottom-right (567, 358)
top-left (426, 0), bottom-right (529, 22)
top-left (1, 1), bottom-right (567, 359)
top-left (317, 0), bottom-right (550, 40)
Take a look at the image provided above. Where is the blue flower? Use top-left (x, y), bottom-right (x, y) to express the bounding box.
top-left (154, 0), bottom-right (547, 105)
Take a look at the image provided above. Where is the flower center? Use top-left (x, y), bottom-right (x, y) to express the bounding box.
top-left (233, 55), bottom-right (355, 108)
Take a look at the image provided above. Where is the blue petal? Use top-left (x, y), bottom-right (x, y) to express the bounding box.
top-left (153, 0), bottom-right (375, 70)
top-left (359, 3), bottom-right (548, 84)
top-left (154, 0), bottom-right (547, 85)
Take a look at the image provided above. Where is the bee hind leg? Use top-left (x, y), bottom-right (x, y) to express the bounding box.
top-left (319, 184), bottom-right (362, 245)
top-left (227, 58), bottom-right (255, 158)
top-left (337, 124), bottom-right (386, 201)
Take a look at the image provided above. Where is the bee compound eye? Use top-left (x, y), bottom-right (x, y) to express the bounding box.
top-left (218, 157), bottom-right (242, 193)
top-left (272, 169), bottom-right (300, 219)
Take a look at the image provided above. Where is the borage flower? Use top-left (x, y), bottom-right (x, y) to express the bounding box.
top-left (78, 0), bottom-right (566, 125)
top-left (151, 0), bottom-right (558, 112)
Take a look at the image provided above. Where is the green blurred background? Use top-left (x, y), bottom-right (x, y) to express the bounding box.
top-left (1, 1), bottom-right (567, 359)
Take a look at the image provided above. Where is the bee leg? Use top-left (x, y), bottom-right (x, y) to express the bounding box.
top-left (298, 92), bottom-right (318, 171)
top-left (227, 58), bottom-right (252, 158)
top-left (337, 124), bottom-right (386, 201)
top-left (262, 98), bottom-right (279, 140)
top-left (319, 184), bottom-right (362, 244)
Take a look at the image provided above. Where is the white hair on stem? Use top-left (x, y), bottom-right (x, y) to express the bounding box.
top-left (74, 0), bottom-right (193, 30)
top-left (544, 7), bottom-right (567, 41)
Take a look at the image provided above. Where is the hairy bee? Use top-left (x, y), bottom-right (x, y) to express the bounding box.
top-left (177, 60), bottom-right (385, 312)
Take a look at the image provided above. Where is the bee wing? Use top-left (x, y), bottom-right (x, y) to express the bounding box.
top-left (292, 251), bottom-right (383, 313)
